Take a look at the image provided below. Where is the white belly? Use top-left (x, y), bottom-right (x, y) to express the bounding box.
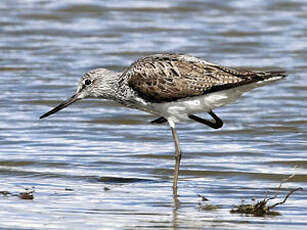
top-left (151, 93), bottom-right (227, 123)
top-left (147, 81), bottom-right (270, 123)
top-left (131, 77), bottom-right (281, 125)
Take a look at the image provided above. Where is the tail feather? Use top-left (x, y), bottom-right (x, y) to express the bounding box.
top-left (257, 70), bottom-right (287, 82)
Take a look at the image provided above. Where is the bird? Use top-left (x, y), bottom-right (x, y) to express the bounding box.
top-left (40, 53), bottom-right (286, 196)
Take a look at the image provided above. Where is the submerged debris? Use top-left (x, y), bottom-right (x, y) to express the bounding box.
top-left (104, 186), bottom-right (111, 191)
top-left (0, 189), bottom-right (34, 200)
top-left (0, 191), bottom-right (11, 196)
top-left (231, 173), bottom-right (303, 216)
top-left (18, 191), bottom-right (34, 200)
top-left (230, 187), bottom-right (302, 216)
top-left (198, 194), bottom-right (209, 201)
top-left (198, 194), bottom-right (220, 211)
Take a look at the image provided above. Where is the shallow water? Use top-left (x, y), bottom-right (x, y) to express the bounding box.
top-left (0, 0), bottom-right (307, 229)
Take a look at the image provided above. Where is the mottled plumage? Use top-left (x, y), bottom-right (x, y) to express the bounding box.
top-left (40, 53), bottom-right (287, 196)
top-left (125, 54), bottom-right (285, 103)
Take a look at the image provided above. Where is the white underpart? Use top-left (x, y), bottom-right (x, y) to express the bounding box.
top-left (146, 77), bottom-right (282, 124)
top-left (168, 119), bottom-right (176, 128)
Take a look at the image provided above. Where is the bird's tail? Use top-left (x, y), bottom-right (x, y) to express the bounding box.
top-left (257, 70), bottom-right (287, 83)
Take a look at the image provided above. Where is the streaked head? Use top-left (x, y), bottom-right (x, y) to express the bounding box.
top-left (40, 68), bottom-right (118, 119)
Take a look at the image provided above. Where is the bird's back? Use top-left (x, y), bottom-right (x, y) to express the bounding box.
top-left (122, 54), bottom-right (286, 103)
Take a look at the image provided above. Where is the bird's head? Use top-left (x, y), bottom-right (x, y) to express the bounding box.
top-left (40, 68), bottom-right (119, 119)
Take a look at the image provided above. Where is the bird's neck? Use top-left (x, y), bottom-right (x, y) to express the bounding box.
top-left (94, 71), bottom-right (127, 102)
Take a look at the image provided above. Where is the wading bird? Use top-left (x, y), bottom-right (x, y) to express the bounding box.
top-left (40, 54), bottom-right (286, 196)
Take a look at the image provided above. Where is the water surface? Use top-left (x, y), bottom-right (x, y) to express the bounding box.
top-left (0, 0), bottom-right (306, 229)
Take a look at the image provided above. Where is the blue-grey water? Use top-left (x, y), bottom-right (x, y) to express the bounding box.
top-left (0, 0), bottom-right (306, 229)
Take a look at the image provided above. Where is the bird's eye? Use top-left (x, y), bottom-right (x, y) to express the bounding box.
top-left (85, 79), bottom-right (92, 85)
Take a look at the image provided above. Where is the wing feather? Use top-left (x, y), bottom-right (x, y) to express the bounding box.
top-left (125, 54), bottom-right (284, 102)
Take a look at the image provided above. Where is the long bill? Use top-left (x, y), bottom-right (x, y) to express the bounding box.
top-left (40, 93), bottom-right (82, 119)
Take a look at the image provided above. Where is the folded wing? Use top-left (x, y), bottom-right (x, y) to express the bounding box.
top-left (125, 54), bottom-right (286, 103)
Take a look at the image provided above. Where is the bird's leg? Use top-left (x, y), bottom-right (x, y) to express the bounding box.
top-left (188, 111), bottom-right (223, 129)
top-left (169, 123), bottom-right (181, 197)
top-left (151, 116), bottom-right (167, 124)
